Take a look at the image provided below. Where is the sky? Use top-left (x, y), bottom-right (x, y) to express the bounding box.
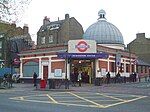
top-left (21, 0), bottom-right (150, 45)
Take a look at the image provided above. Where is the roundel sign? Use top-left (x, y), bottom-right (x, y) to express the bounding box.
top-left (13, 58), bottom-right (21, 65)
top-left (75, 41), bottom-right (90, 52)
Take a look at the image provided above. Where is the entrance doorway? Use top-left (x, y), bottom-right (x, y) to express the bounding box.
top-left (70, 59), bottom-right (95, 84)
top-left (43, 66), bottom-right (48, 80)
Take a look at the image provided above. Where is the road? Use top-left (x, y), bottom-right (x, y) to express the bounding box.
top-left (0, 82), bottom-right (150, 112)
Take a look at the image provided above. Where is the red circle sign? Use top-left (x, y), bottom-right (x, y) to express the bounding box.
top-left (76, 41), bottom-right (89, 52)
top-left (13, 58), bottom-right (20, 65)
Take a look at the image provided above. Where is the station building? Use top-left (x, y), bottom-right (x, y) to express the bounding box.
top-left (19, 10), bottom-right (137, 83)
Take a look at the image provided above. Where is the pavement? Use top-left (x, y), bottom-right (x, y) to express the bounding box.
top-left (4, 79), bottom-right (150, 96)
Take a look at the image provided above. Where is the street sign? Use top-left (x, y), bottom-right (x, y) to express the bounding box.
top-left (13, 58), bottom-right (20, 65)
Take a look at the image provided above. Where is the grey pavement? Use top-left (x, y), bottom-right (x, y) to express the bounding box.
top-left (8, 80), bottom-right (150, 96)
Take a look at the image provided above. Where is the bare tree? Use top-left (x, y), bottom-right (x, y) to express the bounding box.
top-left (0, 0), bottom-right (31, 22)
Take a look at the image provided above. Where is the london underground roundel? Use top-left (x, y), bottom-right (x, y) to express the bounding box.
top-left (75, 41), bottom-right (90, 52)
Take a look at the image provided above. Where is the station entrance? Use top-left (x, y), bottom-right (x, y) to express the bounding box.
top-left (70, 59), bottom-right (95, 84)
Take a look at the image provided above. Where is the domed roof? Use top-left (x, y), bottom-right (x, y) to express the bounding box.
top-left (83, 9), bottom-right (124, 45)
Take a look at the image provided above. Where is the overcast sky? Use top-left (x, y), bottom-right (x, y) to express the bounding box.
top-left (21, 0), bottom-right (150, 45)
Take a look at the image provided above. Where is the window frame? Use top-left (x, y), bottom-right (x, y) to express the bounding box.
top-left (49, 35), bottom-right (53, 43)
top-left (41, 37), bottom-right (45, 44)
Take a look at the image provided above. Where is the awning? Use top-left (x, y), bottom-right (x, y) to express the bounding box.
top-left (57, 52), bottom-right (109, 59)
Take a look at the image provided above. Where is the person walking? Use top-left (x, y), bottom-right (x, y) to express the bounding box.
top-left (116, 72), bottom-right (121, 83)
top-left (8, 73), bottom-right (13, 88)
top-left (33, 72), bottom-right (38, 87)
top-left (106, 72), bottom-right (111, 84)
top-left (78, 71), bottom-right (82, 87)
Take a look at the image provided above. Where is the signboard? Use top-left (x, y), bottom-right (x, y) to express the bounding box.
top-left (57, 52), bottom-right (109, 59)
top-left (13, 58), bottom-right (21, 65)
top-left (116, 53), bottom-right (121, 67)
top-left (101, 68), bottom-right (106, 76)
top-left (54, 69), bottom-right (62, 77)
top-left (68, 40), bottom-right (96, 53)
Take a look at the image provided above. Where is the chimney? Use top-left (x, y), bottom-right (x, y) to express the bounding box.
top-left (136, 33), bottom-right (145, 39)
top-left (43, 16), bottom-right (50, 25)
top-left (11, 21), bottom-right (16, 28)
top-left (65, 14), bottom-right (69, 20)
top-left (23, 24), bottom-right (29, 34)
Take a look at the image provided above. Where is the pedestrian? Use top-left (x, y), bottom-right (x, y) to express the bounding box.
top-left (130, 73), bottom-right (134, 82)
top-left (106, 72), bottom-right (110, 84)
top-left (33, 72), bottom-right (38, 87)
top-left (70, 71), bottom-right (76, 87)
top-left (116, 72), bottom-right (121, 83)
top-left (78, 71), bottom-right (82, 87)
top-left (8, 73), bottom-right (13, 88)
top-left (133, 72), bottom-right (137, 82)
top-left (137, 73), bottom-right (141, 82)
top-left (145, 75), bottom-right (148, 82)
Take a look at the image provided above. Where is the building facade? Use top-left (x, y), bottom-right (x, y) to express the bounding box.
top-left (0, 20), bottom-right (34, 69)
top-left (127, 33), bottom-right (150, 64)
top-left (37, 14), bottom-right (84, 48)
top-left (19, 40), bottom-right (137, 84)
top-left (127, 33), bottom-right (150, 78)
top-left (19, 10), bottom-right (137, 84)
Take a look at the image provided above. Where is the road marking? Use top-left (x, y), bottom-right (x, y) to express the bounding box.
top-left (97, 93), bottom-right (126, 102)
top-left (9, 92), bottom-right (147, 109)
top-left (58, 99), bottom-right (117, 103)
top-left (68, 92), bottom-right (105, 108)
top-left (104, 95), bottom-right (147, 108)
top-left (46, 94), bottom-right (58, 103)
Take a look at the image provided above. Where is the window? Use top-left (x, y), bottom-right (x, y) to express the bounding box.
top-left (49, 35), bottom-right (53, 43)
top-left (132, 65), bottom-right (134, 72)
top-left (138, 66), bottom-right (141, 73)
top-left (126, 64), bottom-right (129, 72)
top-left (41, 37), bottom-right (45, 44)
top-left (110, 62), bottom-right (115, 72)
top-left (145, 66), bottom-right (147, 73)
top-left (0, 41), bottom-right (2, 49)
top-left (120, 63), bottom-right (124, 72)
top-left (141, 66), bottom-right (143, 73)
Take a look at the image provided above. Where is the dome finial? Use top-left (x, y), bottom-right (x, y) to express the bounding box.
top-left (98, 9), bottom-right (106, 20)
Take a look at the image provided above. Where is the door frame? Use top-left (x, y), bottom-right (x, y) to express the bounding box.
top-left (41, 61), bottom-right (49, 80)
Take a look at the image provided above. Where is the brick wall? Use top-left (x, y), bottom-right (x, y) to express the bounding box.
top-left (51, 61), bottom-right (65, 73)
top-left (99, 60), bottom-right (108, 71)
